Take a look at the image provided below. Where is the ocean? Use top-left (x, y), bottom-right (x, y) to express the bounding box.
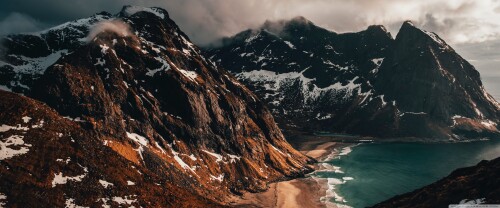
top-left (311, 139), bottom-right (500, 208)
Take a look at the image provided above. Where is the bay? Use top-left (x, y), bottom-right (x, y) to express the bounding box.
top-left (316, 139), bottom-right (500, 208)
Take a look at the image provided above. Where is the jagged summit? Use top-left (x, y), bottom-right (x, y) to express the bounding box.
top-left (207, 17), bottom-right (499, 140)
top-left (396, 20), bottom-right (452, 51)
top-left (375, 21), bottom-right (499, 137)
top-left (222, 16), bottom-right (322, 42)
top-left (402, 20), bottom-right (415, 27)
top-left (260, 16), bottom-right (315, 33)
top-left (289, 16), bottom-right (312, 24)
top-left (366, 25), bottom-right (392, 38)
top-left (396, 20), bottom-right (420, 39)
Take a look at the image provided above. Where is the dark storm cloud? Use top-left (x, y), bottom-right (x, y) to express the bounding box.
top-left (2, 0), bottom-right (500, 45)
top-left (0, 12), bottom-right (46, 36)
top-left (0, 0), bottom-right (131, 24)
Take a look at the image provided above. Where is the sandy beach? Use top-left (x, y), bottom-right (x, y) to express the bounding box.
top-left (303, 142), bottom-right (338, 160)
top-left (229, 139), bottom-right (346, 208)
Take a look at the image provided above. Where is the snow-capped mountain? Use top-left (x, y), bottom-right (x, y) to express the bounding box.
top-left (206, 17), bottom-right (500, 140)
top-left (0, 6), bottom-right (313, 207)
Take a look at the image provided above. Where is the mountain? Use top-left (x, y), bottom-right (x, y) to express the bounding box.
top-left (206, 18), bottom-right (500, 140)
top-left (0, 6), bottom-right (313, 207)
top-left (372, 157), bottom-right (500, 207)
top-left (0, 90), bottom-right (218, 207)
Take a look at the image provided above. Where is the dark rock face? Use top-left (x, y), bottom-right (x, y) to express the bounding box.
top-left (0, 12), bottom-right (111, 93)
top-left (206, 18), bottom-right (500, 140)
top-left (375, 21), bottom-right (500, 138)
top-left (372, 157), bottom-right (500, 208)
top-left (0, 90), bottom-right (218, 207)
top-left (0, 6), bottom-right (313, 207)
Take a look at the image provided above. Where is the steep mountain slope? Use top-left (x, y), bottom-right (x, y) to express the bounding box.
top-left (206, 18), bottom-right (500, 140)
top-left (0, 6), bottom-right (313, 207)
top-left (0, 90), bottom-right (218, 207)
top-left (0, 11), bottom-right (111, 93)
top-left (375, 21), bottom-right (500, 138)
top-left (372, 156), bottom-right (500, 208)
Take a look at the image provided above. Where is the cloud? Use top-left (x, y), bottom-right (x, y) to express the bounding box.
top-left (0, 12), bottom-right (45, 36)
top-left (1, 0), bottom-right (500, 45)
top-left (86, 19), bottom-right (132, 42)
top-left (455, 39), bottom-right (500, 77)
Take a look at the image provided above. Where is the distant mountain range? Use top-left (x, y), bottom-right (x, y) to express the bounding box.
top-left (206, 17), bottom-right (500, 140)
top-left (0, 6), bottom-right (313, 207)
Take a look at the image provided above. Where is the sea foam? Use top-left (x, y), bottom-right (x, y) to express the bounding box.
top-left (316, 144), bottom-right (358, 208)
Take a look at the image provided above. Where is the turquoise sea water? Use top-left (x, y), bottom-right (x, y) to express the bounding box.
top-left (312, 139), bottom-right (500, 208)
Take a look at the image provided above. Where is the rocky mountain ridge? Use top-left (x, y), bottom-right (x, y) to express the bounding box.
top-left (0, 6), bottom-right (313, 207)
top-left (207, 18), bottom-right (500, 140)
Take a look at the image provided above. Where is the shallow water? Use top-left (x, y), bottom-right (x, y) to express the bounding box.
top-left (313, 139), bottom-right (500, 208)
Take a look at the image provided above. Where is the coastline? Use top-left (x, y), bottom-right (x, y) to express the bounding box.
top-left (227, 132), bottom-right (498, 208)
top-left (229, 138), bottom-right (352, 208)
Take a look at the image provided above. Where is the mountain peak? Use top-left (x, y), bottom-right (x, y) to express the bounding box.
top-left (119, 5), bottom-right (169, 19)
top-left (402, 20), bottom-right (415, 27)
top-left (289, 16), bottom-right (312, 24)
top-left (365, 25), bottom-right (393, 39)
top-left (260, 16), bottom-right (315, 33)
top-left (366, 25), bottom-right (388, 33)
top-left (0, 6), bottom-right (314, 206)
top-left (208, 15), bottom-right (499, 140)
top-left (396, 20), bottom-right (451, 50)
top-left (398, 20), bottom-right (420, 35)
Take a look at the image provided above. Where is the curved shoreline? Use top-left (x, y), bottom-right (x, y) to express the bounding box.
top-left (229, 140), bottom-right (351, 208)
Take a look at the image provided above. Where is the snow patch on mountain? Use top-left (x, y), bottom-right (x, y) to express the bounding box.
top-left (112, 195), bottom-right (138, 205)
top-left (0, 193), bottom-right (6, 207)
top-left (0, 124), bottom-right (29, 132)
top-left (178, 69), bottom-right (198, 81)
top-left (236, 69), bottom-right (362, 103)
top-left (1, 50), bottom-right (68, 75)
top-left (0, 135), bottom-right (32, 160)
top-left (34, 14), bottom-right (110, 38)
top-left (126, 132), bottom-right (148, 146)
top-left (210, 174), bottom-right (224, 182)
top-left (52, 166), bottom-right (88, 187)
top-left (202, 150), bottom-right (224, 163)
top-left (99, 180), bottom-right (114, 188)
top-left (284, 41), bottom-right (296, 49)
top-left (65, 198), bottom-right (88, 208)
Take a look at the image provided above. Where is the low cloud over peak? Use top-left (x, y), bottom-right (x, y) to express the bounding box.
top-left (86, 19), bottom-right (132, 42)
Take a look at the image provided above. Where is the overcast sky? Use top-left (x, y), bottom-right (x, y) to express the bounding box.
top-left (0, 0), bottom-right (499, 97)
top-left (2, 0), bottom-right (500, 44)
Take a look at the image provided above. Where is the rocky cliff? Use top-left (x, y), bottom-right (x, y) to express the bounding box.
top-left (0, 6), bottom-right (313, 207)
top-left (207, 18), bottom-right (500, 140)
